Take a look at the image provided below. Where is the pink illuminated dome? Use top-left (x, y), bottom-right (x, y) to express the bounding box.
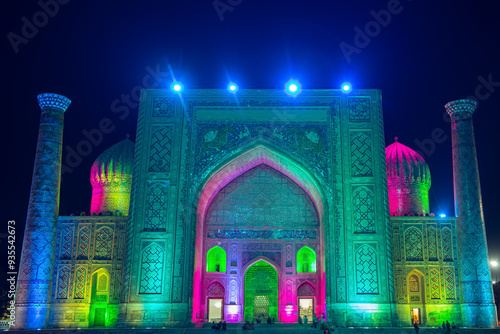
top-left (386, 137), bottom-right (431, 216)
top-left (90, 136), bottom-right (134, 215)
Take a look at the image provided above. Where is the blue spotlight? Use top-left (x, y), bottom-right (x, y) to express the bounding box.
top-left (440, 213), bottom-right (446, 218)
top-left (170, 81), bottom-right (184, 93)
top-left (227, 82), bottom-right (239, 93)
top-left (341, 82), bottom-right (352, 94)
top-left (285, 79), bottom-right (302, 96)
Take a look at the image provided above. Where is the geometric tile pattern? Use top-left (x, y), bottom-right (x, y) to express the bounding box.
top-left (206, 281), bottom-right (225, 297)
top-left (60, 227), bottom-right (73, 259)
top-left (404, 227), bottom-right (423, 261)
top-left (149, 126), bottom-right (173, 172)
top-left (444, 268), bottom-right (456, 300)
top-left (442, 228), bottom-right (453, 261)
top-left (395, 275), bottom-right (406, 303)
top-left (355, 245), bottom-right (379, 294)
top-left (57, 267), bottom-right (70, 299)
top-left (348, 97), bottom-right (371, 121)
top-left (429, 269), bottom-right (440, 299)
top-left (409, 275), bottom-right (419, 292)
top-left (353, 186), bottom-right (375, 233)
top-left (427, 226), bottom-right (438, 261)
top-left (74, 267), bottom-right (87, 299)
top-left (77, 226), bottom-right (91, 259)
top-left (152, 97), bottom-right (175, 117)
top-left (139, 243), bottom-right (164, 294)
top-left (229, 280), bottom-right (238, 303)
top-left (94, 227), bottom-right (113, 260)
top-left (350, 131), bottom-right (373, 177)
top-left (144, 182), bottom-right (169, 231)
top-left (297, 282), bottom-right (316, 296)
top-left (207, 164), bottom-right (319, 227)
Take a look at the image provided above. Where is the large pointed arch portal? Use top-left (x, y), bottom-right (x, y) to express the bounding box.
top-left (192, 145), bottom-right (326, 322)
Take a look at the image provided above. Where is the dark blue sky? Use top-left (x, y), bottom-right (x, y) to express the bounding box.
top-left (2, 1), bottom-right (500, 263)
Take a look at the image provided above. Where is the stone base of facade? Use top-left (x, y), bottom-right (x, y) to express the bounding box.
top-left (12, 305), bottom-right (50, 330)
top-left (117, 303), bottom-right (190, 327)
top-left (46, 303), bottom-right (119, 328)
top-left (326, 303), bottom-right (396, 327)
top-left (395, 303), bottom-right (462, 327)
top-left (461, 304), bottom-right (498, 328)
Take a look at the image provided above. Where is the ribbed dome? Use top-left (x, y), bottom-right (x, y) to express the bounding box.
top-left (90, 138), bottom-right (134, 186)
top-left (386, 138), bottom-right (430, 186)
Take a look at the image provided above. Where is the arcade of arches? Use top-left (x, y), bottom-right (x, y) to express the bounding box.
top-left (198, 164), bottom-right (324, 323)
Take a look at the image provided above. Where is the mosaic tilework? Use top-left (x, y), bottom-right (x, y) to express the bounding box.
top-left (56, 267), bottom-right (70, 299)
top-left (297, 282), bottom-right (316, 296)
top-left (152, 97), bottom-right (175, 117)
top-left (73, 267), bottom-right (87, 299)
top-left (206, 164), bottom-right (319, 227)
top-left (144, 182), bottom-right (169, 230)
top-left (427, 226), bottom-right (438, 261)
top-left (352, 186), bottom-right (375, 233)
top-left (139, 243), bottom-right (164, 294)
top-left (429, 269), bottom-right (440, 299)
top-left (350, 131), bottom-right (373, 177)
top-left (348, 97), bottom-right (371, 121)
top-left (207, 281), bottom-right (225, 297)
top-left (148, 126), bottom-right (173, 172)
top-left (355, 245), bottom-right (379, 294)
top-left (404, 227), bottom-right (423, 261)
top-left (444, 268), bottom-right (456, 300)
top-left (94, 227), bottom-right (113, 259)
top-left (442, 227), bottom-right (453, 261)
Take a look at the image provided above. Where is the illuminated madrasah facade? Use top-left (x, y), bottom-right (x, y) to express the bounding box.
top-left (14, 90), bottom-right (497, 329)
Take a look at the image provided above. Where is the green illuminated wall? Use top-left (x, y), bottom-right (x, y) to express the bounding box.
top-left (297, 247), bottom-right (316, 273)
top-left (244, 261), bottom-right (278, 321)
top-left (207, 246), bottom-right (227, 273)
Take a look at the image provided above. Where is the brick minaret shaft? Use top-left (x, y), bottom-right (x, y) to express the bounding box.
top-left (445, 99), bottom-right (497, 327)
top-left (15, 94), bottom-right (71, 329)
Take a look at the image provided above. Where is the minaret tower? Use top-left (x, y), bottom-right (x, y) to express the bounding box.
top-left (15, 93), bottom-right (71, 329)
top-left (445, 99), bottom-right (497, 327)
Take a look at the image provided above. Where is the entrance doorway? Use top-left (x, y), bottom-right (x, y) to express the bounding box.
top-left (244, 260), bottom-right (278, 322)
top-left (208, 298), bottom-right (224, 322)
top-left (411, 308), bottom-right (421, 325)
top-left (299, 298), bottom-right (314, 320)
top-left (89, 270), bottom-right (109, 327)
top-left (94, 308), bottom-right (106, 326)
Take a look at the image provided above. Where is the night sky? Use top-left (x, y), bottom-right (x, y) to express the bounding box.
top-left (2, 1), bottom-right (500, 270)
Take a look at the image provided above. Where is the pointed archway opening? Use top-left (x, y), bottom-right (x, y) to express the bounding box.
top-left (192, 145), bottom-right (326, 323)
top-left (244, 260), bottom-right (279, 322)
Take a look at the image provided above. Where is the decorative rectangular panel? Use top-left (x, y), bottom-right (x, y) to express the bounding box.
top-left (148, 126), bottom-right (173, 172)
top-left (348, 97), bottom-right (371, 121)
top-left (152, 97), bottom-right (175, 117)
top-left (350, 131), bottom-right (373, 177)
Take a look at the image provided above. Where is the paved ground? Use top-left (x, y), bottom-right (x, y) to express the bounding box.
top-left (4, 323), bottom-right (500, 334)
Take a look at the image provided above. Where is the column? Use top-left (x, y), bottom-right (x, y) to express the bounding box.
top-left (445, 99), bottom-right (497, 327)
top-left (14, 93), bottom-right (71, 329)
